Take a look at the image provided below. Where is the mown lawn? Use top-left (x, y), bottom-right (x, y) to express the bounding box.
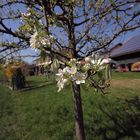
top-left (0, 72), bottom-right (140, 140)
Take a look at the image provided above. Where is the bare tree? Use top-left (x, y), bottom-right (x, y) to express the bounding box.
top-left (0, 0), bottom-right (140, 139)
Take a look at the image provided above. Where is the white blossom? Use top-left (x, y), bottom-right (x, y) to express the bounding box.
top-left (72, 72), bottom-right (87, 85)
top-left (100, 58), bottom-right (111, 65)
top-left (97, 58), bottom-right (102, 65)
top-left (56, 69), bottom-right (64, 78)
top-left (64, 66), bottom-right (77, 75)
top-left (57, 78), bottom-right (68, 92)
top-left (85, 57), bottom-right (91, 62)
top-left (56, 56), bottom-right (110, 91)
top-left (41, 35), bottom-right (55, 46)
top-left (91, 58), bottom-right (101, 65)
top-left (56, 69), bottom-right (68, 92)
top-left (91, 59), bottom-right (96, 65)
top-left (21, 12), bottom-right (31, 18)
top-left (39, 19), bottom-right (44, 25)
top-left (30, 32), bottom-right (38, 49)
top-left (41, 37), bottom-right (51, 46)
top-left (30, 31), bottom-right (55, 50)
top-left (50, 35), bottom-right (54, 39)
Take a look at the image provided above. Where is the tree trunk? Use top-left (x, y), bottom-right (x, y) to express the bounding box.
top-left (72, 82), bottom-right (86, 140)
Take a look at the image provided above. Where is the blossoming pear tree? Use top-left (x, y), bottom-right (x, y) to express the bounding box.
top-left (56, 56), bottom-right (111, 92)
top-left (1, 0), bottom-right (140, 140)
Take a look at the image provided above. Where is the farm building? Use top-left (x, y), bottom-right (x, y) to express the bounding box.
top-left (29, 57), bottom-right (52, 75)
top-left (109, 35), bottom-right (140, 72)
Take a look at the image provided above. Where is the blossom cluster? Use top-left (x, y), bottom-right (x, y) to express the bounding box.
top-left (21, 12), bottom-right (31, 18)
top-left (30, 31), bottom-right (55, 50)
top-left (56, 65), bottom-right (87, 92)
top-left (56, 56), bottom-right (111, 92)
top-left (20, 10), bottom-right (32, 21)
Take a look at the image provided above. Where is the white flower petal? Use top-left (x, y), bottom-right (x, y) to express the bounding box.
top-left (85, 57), bottom-right (91, 62)
top-left (101, 58), bottom-right (111, 64)
top-left (81, 80), bottom-right (85, 84)
top-left (76, 80), bottom-right (81, 84)
top-left (91, 59), bottom-right (98, 65)
top-left (97, 58), bottom-right (102, 65)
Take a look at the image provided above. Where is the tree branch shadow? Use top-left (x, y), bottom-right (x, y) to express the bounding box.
top-left (99, 96), bottom-right (140, 139)
top-left (20, 81), bottom-right (55, 92)
top-left (86, 96), bottom-right (140, 140)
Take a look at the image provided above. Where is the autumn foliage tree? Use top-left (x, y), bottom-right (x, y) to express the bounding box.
top-left (1, 0), bottom-right (140, 140)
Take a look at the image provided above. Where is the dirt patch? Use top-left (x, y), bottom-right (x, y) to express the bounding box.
top-left (110, 79), bottom-right (140, 89)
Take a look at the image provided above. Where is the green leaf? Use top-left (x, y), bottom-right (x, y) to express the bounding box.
top-left (20, 24), bottom-right (30, 31)
top-left (95, 0), bottom-right (104, 9)
top-left (40, 50), bottom-right (47, 61)
top-left (109, 0), bottom-right (116, 5)
top-left (51, 59), bottom-right (60, 71)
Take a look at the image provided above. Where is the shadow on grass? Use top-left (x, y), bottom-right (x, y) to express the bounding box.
top-left (21, 81), bottom-right (55, 92)
top-left (86, 96), bottom-right (140, 140)
top-left (26, 79), bottom-right (48, 85)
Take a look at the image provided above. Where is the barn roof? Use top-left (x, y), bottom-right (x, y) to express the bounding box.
top-left (110, 35), bottom-right (140, 58)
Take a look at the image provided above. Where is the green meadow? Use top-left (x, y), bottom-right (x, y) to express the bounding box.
top-left (0, 72), bottom-right (140, 140)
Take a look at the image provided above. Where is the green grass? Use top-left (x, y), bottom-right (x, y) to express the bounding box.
top-left (112, 71), bottom-right (140, 79)
top-left (0, 72), bottom-right (140, 140)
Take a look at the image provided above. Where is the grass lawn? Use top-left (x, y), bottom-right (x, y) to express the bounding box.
top-left (0, 72), bottom-right (140, 140)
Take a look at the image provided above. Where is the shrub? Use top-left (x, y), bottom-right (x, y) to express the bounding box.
top-left (5, 66), bottom-right (15, 80)
top-left (0, 70), bottom-right (7, 84)
top-left (12, 68), bottom-right (26, 90)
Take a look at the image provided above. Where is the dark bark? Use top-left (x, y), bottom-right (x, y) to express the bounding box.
top-left (72, 82), bottom-right (86, 140)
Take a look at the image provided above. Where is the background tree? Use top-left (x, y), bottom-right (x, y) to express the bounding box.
top-left (0, 0), bottom-right (140, 140)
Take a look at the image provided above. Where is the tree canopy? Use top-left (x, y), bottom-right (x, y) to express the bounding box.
top-left (0, 0), bottom-right (140, 61)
